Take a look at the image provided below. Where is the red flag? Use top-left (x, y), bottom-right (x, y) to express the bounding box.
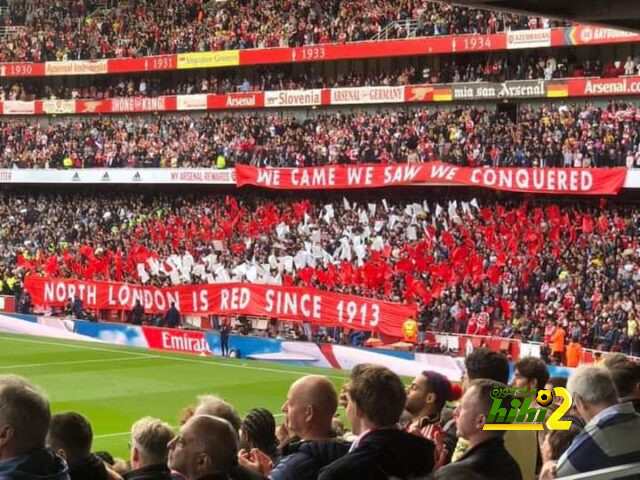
top-left (546, 205), bottom-right (561, 226)
top-left (487, 265), bottom-right (501, 285)
top-left (500, 299), bottom-right (512, 320)
top-left (597, 215), bottom-right (608, 233)
top-left (441, 231), bottom-right (455, 249)
top-left (582, 215), bottom-right (594, 234)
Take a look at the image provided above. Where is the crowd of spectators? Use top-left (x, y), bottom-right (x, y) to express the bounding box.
top-left (2, 350), bottom-right (639, 480)
top-left (2, 192), bottom-right (640, 356)
top-left (1, 102), bottom-right (640, 169)
top-left (0, 0), bottom-right (567, 62)
top-left (3, 53), bottom-right (638, 102)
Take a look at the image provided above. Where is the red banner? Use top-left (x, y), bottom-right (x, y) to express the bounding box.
top-left (235, 162), bottom-right (627, 195)
top-left (24, 277), bottom-right (417, 337)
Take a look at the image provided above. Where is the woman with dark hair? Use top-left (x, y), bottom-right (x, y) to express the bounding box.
top-left (240, 408), bottom-right (280, 464)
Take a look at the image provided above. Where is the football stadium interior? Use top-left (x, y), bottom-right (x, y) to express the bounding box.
top-left (0, 1), bottom-right (640, 480)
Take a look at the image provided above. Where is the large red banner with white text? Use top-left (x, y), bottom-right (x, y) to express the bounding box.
top-left (24, 277), bottom-right (417, 338)
top-left (235, 163), bottom-right (627, 195)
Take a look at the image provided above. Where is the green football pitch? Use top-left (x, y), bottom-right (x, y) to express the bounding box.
top-left (0, 332), bottom-right (349, 459)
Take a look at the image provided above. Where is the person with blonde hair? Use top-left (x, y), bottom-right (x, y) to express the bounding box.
top-left (125, 417), bottom-right (174, 480)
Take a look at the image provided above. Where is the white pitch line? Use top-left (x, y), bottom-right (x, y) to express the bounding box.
top-left (94, 414), bottom-right (286, 439)
top-left (0, 356), bottom-right (139, 370)
top-left (0, 334), bottom-right (347, 379)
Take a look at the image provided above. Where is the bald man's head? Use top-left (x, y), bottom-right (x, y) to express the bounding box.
top-left (168, 415), bottom-right (238, 480)
top-left (282, 375), bottom-right (338, 441)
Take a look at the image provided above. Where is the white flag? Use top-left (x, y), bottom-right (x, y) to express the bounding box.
top-left (343, 197), bottom-right (351, 210)
top-left (368, 203), bottom-right (377, 217)
top-left (470, 198), bottom-right (480, 210)
top-left (435, 203), bottom-right (444, 218)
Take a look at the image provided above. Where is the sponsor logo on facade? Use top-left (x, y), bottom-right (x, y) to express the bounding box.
top-left (101, 172), bottom-right (110, 182)
top-left (160, 330), bottom-right (212, 355)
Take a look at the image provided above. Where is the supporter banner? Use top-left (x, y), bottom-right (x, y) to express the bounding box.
top-left (177, 51), bottom-right (239, 70)
top-left (176, 94), bottom-right (208, 111)
top-left (0, 169), bottom-right (235, 184)
top-left (264, 89), bottom-right (323, 107)
top-left (330, 86), bottom-right (404, 105)
top-left (42, 99), bottom-right (76, 114)
top-left (109, 96), bottom-right (172, 113)
top-left (507, 28), bottom-right (551, 49)
top-left (563, 26), bottom-right (640, 46)
top-left (2, 101), bottom-right (35, 115)
top-left (44, 60), bottom-right (108, 76)
top-left (450, 79), bottom-right (555, 100)
top-left (235, 162), bottom-right (628, 195)
top-left (568, 76), bottom-right (640, 96)
top-left (24, 277), bottom-right (417, 337)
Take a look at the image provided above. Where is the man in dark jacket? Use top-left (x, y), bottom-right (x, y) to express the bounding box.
top-left (124, 417), bottom-right (174, 480)
top-left (239, 375), bottom-right (350, 480)
top-left (435, 379), bottom-right (522, 480)
top-left (131, 301), bottom-right (145, 326)
top-left (0, 375), bottom-right (70, 480)
top-left (164, 303), bottom-right (180, 329)
top-left (319, 364), bottom-right (435, 480)
top-left (47, 412), bottom-right (114, 480)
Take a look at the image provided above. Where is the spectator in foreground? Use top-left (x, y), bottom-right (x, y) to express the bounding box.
top-left (436, 379), bottom-right (522, 480)
top-left (319, 364), bottom-right (435, 480)
top-left (168, 415), bottom-right (238, 480)
top-left (452, 349), bottom-right (537, 480)
top-left (239, 375), bottom-right (350, 480)
top-left (538, 426), bottom-right (581, 480)
top-left (609, 361), bottom-right (640, 413)
top-left (239, 408), bottom-right (279, 465)
top-left (0, 375), bottom-right (70, 480)
top-left (124, 417), bottom-right (174, 480)
top-left (47, 411), bottom-right (121, 480)
top-left (405, 371), bottom-right (461, 466)
top-left (192, 396), bottom-right (263, 480)
top-left (555, 366), bottom-right (640, 477)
